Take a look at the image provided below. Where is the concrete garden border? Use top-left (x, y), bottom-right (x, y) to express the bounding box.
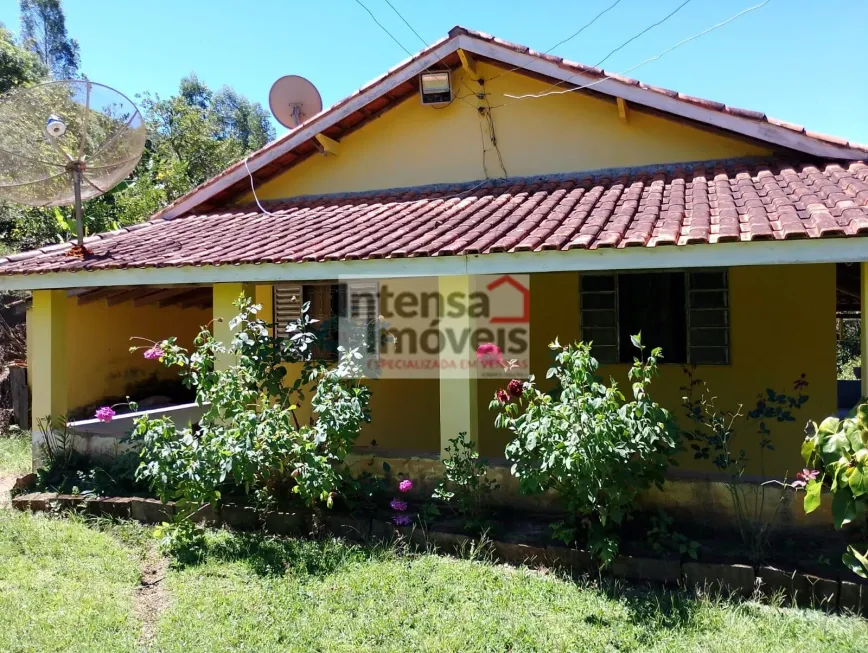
top-left (10, 489), bottom-right (865, 617)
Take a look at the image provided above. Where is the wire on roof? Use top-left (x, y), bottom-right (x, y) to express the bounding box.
top-left (244, 156), bottom-right (277, 216)
top-left (383, 0), bottom-right (429, 48)
top-left (499, 0), bottom-right (772, 104)
top-left (353, 0), bottom-right (415, 58)
top-left (593, 0), bottom-right (694, 68)
top-left (487, 0), bottom-right (623, 83)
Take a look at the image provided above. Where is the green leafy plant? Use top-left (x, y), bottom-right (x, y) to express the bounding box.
top-left (647, 510), bottom-right (699, 560)
top-left (154, 519), bottom-right (207, 566)
top-left (681, 370), bottom-right (808, 561)
top-left (133, 296), bottom-right (372, 546)
top-left (433, 432), bottom-right (499, 532)
top-left (493, 334), bottom-right (679, 566)
top-left (801, 404), bottom-right (868, 577)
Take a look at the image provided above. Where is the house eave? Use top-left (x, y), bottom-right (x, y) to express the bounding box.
top-left (4, 237), bottom-right (867, 291)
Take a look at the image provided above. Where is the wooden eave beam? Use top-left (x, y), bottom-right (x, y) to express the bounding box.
top-left (617, 97), bottom-right (629, 123)
top-left (77, 287), bottom-right (131, 305)
top-left (106, 288), bottom-right (165, 307)
top-left (457, 48), bottom-right (477, 79)
top-left (314, 133), bottom-right (341, 156)
top-left (134, 287), bottom-right (199, 307)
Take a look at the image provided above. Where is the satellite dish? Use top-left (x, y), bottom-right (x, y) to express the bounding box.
top-left (0, 80), bottom-right (146, 254)
top-left (269, 75), bottom-right (322, 129)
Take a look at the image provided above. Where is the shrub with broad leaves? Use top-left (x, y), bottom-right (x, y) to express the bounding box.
top-left (132, 296), bottom-right (372, 541)
top-left (492, 334), bottom-right (679, 566)
top-left (801, 404), bottom-right (868, 578)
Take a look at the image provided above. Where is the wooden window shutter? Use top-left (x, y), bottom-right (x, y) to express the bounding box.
top-left (273, 282), bottom-right (304, 338)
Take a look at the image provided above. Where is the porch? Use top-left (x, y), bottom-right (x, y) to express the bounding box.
top-left (27, 261), bottom-right (867, 479)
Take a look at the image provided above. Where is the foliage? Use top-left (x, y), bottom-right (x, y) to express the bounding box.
top-left (0, 22), bottom-right (46, 94)
top-left (433, 431), bottom-right (499, 532)
top-left (155, 519), bottom-right (208, 566)
top-left (837, 319), bottom-right (861, 378)
top-left (133, 296), bottom-right (372, 529)
top-left (801, 404), bottom-right (868, 577)
top-left (0, 427), bottom-right (31, 476)
top-left (493, 335), bottom-right (680, 566)
top-left (681, 369), bottom-right (809, 561)
top-left (647, 510), bottom-right (699, 560)
top-left (19, 0), bottom-right (79, 78)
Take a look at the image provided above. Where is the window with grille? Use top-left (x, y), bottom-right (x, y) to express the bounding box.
top-left (273, 281), bottom-right (379, 361)
top-left (579, 270), bottom-right (729, 365)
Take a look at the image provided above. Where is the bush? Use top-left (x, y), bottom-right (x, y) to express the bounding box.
top-left (433, 432), bottom-right (499, 532)
top-left (133, 296), bottom-right (372, 530)
top-left (801, 404), bottom-right (868, 577)
top-left (492, 335), bottom-right (679, 565)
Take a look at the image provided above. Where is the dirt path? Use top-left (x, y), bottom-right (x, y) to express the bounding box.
top-left (133, 545), bottom-right (170, 650)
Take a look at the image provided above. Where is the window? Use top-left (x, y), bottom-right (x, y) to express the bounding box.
top-left (273, 281), bottom-right (379, 361)
top-left (579, 270), bottom-right (729, 365)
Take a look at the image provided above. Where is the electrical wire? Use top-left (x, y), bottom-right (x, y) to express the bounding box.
top-left (244, 156), bottom-right (277, 216)
top-left (353, 0), bottom-right (415, 58)
top-left (501, 0), bottom-right (772, 103)
top-left (383, 0), bottom-right (428, 48)
top-left (487, 0), bottom-right (623, 83)
top-left (594, 0), bottom-right (693, 68)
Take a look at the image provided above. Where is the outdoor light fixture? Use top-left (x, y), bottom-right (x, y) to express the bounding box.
top-left (419, 71), bottom-right (452, 105)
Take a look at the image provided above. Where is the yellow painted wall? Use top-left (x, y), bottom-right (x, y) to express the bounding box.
top-left (63, 298), bottom-right (210, 412)
top-left (248, 62), bottom-right (772, 201)
top-left (476, 265), bottom-right (837, 476)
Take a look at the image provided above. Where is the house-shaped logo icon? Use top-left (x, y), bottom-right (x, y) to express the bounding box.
top-left (486, 275), bottom-right (530, 324)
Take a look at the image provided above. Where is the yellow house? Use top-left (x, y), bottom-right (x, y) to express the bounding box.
top-left (4, 28), bottom-right (868, 515)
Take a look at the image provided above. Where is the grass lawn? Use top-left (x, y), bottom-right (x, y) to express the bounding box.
top-left (1, 509), bottom-right (867, 652)
top-left (0, 431), bottom-right (30, 477)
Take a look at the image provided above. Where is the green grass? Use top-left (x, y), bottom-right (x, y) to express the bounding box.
top-left (0, 431), bottom-right (30, 477)
top-left (0, 511), bottom-right (142, 653)
top-left (1, 510), bottom-right (867, 652)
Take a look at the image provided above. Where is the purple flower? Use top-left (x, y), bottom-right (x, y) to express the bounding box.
top-left (496, 389), bottom-right (510, 404)
top-left (143, 346), bottom-right (165, 361)
top-left (393, 514), bottom-right (412, 526)
top-left (476, 342), bottom-right (503, 366)
top-left (506, 379), bottom-right (523, 398)
top-left (390, 499), bottom-right (408, 512)
top-left (398, 479), bottom-right (413, 493)
top-left (94, 406), bottom-right (116, 423)
top-left (793, 468), bottom-right (820, 488)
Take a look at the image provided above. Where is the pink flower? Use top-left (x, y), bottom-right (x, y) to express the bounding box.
top-left (506, 379), bottom-right (523, 398)
top-left (94, 406), bottom-right (116, 423)
top-left (398, 479), bottom-right (413, 493)
top-left (496, 389), bottom-right (510, 404)
top-left (143, 346), bottom-right (165, 361)
top-left (476, 342), bottom-right (503, 366)
top-left (390, 499), bottom-right (408, 512)
top-left (793, 468), bottom-right (819, 488)
top-left (393, 514), bottom-right (412, 526)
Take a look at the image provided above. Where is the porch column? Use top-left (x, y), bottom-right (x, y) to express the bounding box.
top-left (862, 263), bottom-right (868, 399)
top-left (30, 290), bottom-right (67, 466)
top-left (213, 282), bottom-right (255, 371)
top-left (438, 275), bottom-right (478, 458)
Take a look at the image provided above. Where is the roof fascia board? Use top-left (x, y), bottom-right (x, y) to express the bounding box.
top-left (6, 237), bottom-right (866, 291)
top-left (457, 34), bottom-right (865, 160)
top-left (159, 36), bottom-right (462, 221)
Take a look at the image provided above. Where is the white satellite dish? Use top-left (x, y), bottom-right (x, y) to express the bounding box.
top-left (0, 79), bottom-right (146, 254)
top-left (269, 75), bottom-right (323, 129)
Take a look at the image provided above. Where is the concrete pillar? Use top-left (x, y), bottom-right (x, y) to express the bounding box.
top-left (862, 263), bottom-right (868, 400)
top-left (438, 275), bottom-right (478, 458)
top-left (30, 290), bottom-right (68, 466)
top-left (212, 282), bottom-right (255, 370)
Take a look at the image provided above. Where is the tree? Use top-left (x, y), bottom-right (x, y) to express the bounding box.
top-left (19, 0), bottom-right (80, 79)
top-left (0, 22), bottom-right (47, 93)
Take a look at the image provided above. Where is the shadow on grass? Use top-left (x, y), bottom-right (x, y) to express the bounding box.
top-left (195, 530), bottom-right (392, 578)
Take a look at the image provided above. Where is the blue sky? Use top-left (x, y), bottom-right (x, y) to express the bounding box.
top-left (2, 0), bottom-right (866, 143)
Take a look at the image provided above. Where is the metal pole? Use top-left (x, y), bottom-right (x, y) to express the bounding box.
top-left (73, 168), bottom-right (84, 248)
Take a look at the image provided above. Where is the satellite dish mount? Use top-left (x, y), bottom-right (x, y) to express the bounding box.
top-left (269, 76), bottom-right (323, 129)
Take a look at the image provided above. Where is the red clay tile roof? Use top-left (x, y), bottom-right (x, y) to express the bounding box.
top-left (2, 159), bottom-right (867, 276)
top-left (152, 26), bottom-right (868, 221)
